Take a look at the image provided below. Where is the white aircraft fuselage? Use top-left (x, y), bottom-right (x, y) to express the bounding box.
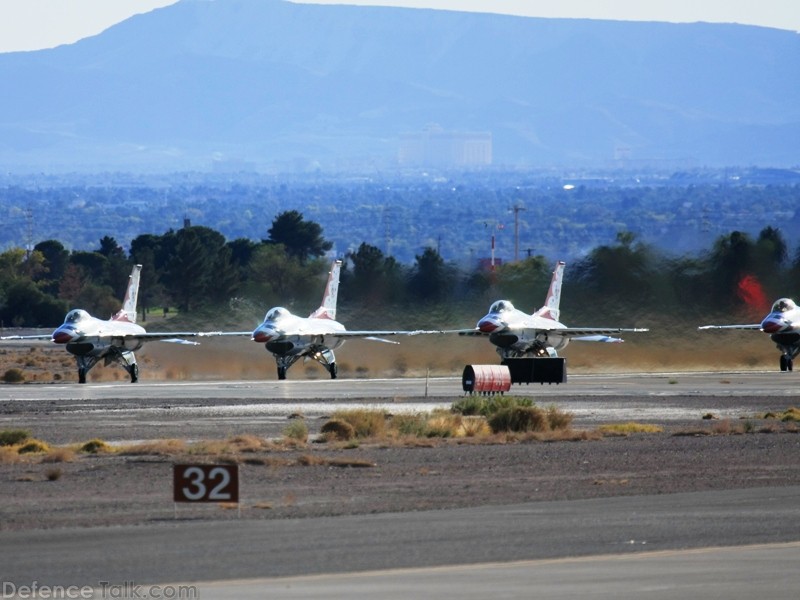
top-left (699, 297), bottom-right (800, 371)
top-left (476, 301), bottom-right (572, 357)
top-left (53, 309), bottom-right (147, 356)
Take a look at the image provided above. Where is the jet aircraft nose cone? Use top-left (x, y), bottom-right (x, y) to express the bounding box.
top-left (477, 316), bottom-right (504, 333)
top-left (253, 327), bottom-right (276, 343)
top-left (52, 329), bottom-right (75, 344)
top-left (762, 316), bottom-right (789, 334)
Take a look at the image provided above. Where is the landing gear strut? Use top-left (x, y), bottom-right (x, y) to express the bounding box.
top-left (780, 355), bottom-right (794, 372)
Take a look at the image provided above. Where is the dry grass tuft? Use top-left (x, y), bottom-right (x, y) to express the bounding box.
top-left (0, 446), bottom-right (21, 464)
top-left (228, 434), bottom-right (273, 452)
top-left (80, 439), bottom-right (112, 454)
top-left (320, 419), bottom-right (356, 442)
top-left (42, 448), bottom-right (76, 463)
top-left (120, 439), bottom-right (187, 456)
top-left (331, 409), bottom-right (388, 439)
top-left (17, 439), bottom-right (50, 454)
top-left (598, 422), bottom-right (663, 436)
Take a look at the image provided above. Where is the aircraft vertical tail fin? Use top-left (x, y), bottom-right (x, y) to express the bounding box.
top-left (534, 261), bottom-right (565, 321)
top-left (111, 264), bottom-right (142, 323)
top-left (309, 260), bottom-right (341, 320)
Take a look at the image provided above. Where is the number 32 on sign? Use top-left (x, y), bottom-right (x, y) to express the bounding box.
top-left (173, 464), bottom-right (239, 503)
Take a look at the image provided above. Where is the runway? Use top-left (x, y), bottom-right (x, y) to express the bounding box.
top-left (1, 370), bottom-right (797, 443)
top-left (2, 370), bottom-right (800, 598)
top-left (3, 487), bottom-right (800, 598)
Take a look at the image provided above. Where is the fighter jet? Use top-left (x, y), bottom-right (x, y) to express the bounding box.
top-left (453, 261), bottom-right (648, 360)
top-left (221, 259), bottom-right (428, 380)
top-left (1, 264), bottom-right (204, 383)
top-left (699, 297), bottom-right (800, 371)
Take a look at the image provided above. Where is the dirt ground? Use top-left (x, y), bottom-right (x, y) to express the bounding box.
top-left (2, 419), bottom-right (799, 532)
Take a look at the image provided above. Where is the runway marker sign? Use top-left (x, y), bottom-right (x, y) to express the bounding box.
top-left (173, 464), bottom-right (239, 503)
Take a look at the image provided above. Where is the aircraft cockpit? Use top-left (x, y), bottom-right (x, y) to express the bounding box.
top-left (772, 298), bottom-right (797, 313)
top-left (64, 309), bottom-right (90, 323)
top-left (489, 300), bottom-right (514, 313)
top-left (264, 307), bottom-right (290, 321)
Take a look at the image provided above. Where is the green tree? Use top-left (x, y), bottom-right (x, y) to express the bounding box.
top-left (0, 279), bottom-right (67, 327)
top-left (266, 210), bottom-right (332, 263)
top-left (346, 242), bottom-right (406, 307)
top-left (33, 240), bottom-right (69, 294)
top-left (408, 247), bottom-right (457, 303)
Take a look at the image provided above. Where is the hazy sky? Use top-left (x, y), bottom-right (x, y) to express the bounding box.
top-left (0, 0), bottom-right (798, 53)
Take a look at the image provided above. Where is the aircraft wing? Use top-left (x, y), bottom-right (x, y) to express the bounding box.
top-left (111, 332), bottom-right (204, 345)
top-left (0, 334), bottom-right (52, 340)
top-left (324, 329), bottom-right (443, 344)
top-left (697, 324), bottom-right (761, 330)
top-left (454, 327), bottom-right (648, 339)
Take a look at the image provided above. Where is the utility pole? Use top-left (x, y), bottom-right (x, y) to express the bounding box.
top-left (512, 204), bottom-right (526, 262)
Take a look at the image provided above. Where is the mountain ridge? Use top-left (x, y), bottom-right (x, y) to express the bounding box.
top-left (0, 0), bottom-right (797, 172)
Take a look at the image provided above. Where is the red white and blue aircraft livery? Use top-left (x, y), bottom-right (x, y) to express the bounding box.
top-left (218, 260), bottom-right (433, 380)
top-left (453, 261), bottom-right (648, 360)
top-left (699, 298), bottom-right (800, 371)
top-left (0, 265), bottom-right (204, 383)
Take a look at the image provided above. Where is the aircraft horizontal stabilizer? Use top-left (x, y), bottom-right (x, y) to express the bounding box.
top-left (697, 324), bottom-right (761, 330)
top-left (362, 336), bottom-right (400, 345)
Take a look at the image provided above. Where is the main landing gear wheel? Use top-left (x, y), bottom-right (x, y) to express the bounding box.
top-left (329, 362), bottom-right (337, 379)
top-left (780, 355), bottom-right (794, 372)
top-left (78, 368), bottom-right (87, 384)
top-left (277, 366), bottom-right (287, 380)
top-left (129, 364), bottom-right (139, 383)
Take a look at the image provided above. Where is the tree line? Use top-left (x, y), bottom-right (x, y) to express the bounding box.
top-left (0, 209), bottom-right (798, 330)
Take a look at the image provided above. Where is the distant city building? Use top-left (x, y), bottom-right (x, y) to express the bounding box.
top-left (399, 126), bottom-right (492, 168)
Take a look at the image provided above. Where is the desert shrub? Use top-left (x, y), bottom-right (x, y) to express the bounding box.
top-left (0, 429), bottom-right (31, 446)
top-left (390, 413), bottom-right (429, 437)
top-left (459, 416), bottom-right (492, 437)
top-left (332, 409), bottom-right (387, 439)
top-left (46, 468), bottom-right (62, 481)
top-left (80, 439), bottom-right (111, 454)
top-left (17, 439), bottom-right (50, 454)
top-left (489, 406), bottom-right (549, 433)
top-left (451, 395), bottom-right (533, 418)
top-left (320, 419), bottom-right (356, 442)
top-left (451, 396), bottom-right (486, 416)
top-left (546, 405), bottom-right (574, 430)
top-left (283, 420), bottom-right (308, 443)
top-left (424, 413), bottom-right (462, 438)
top-left (2, 368), bottom-right (25, 383)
